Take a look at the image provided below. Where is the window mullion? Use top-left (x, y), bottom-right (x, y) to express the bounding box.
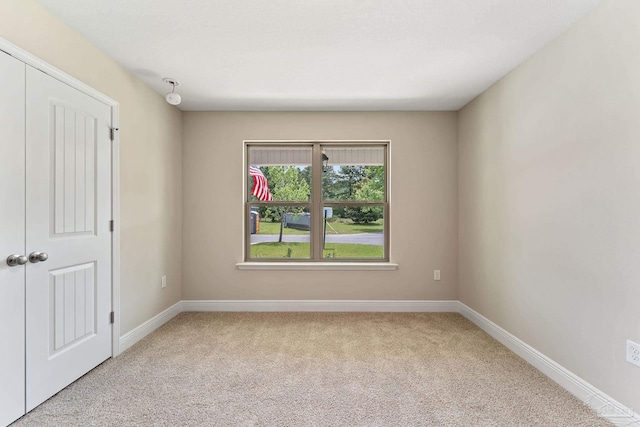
top-left (311, 144), bottom-right (323, 260)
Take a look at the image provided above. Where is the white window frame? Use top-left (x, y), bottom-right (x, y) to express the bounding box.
top-left (239, 140), bottom-right (396, 269)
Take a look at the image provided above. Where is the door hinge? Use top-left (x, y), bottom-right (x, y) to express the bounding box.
top-left (110, 128), bottom-right (118, 141)
top-left (110, 312), bottom-right (115, 324)
top-left (109, 220), bottom-right (114, 232)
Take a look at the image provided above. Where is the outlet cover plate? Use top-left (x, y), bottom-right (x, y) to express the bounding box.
top-left (627, 340), bottom-right (640, 367)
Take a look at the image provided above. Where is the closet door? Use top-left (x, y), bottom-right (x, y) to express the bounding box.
top-left (0, 52), bottom-right (26, 426)
top-left (25, 66), bottom-right (113, 410)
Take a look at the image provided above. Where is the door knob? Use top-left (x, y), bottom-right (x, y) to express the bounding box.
top-left (29, 252), bottom-right (49, 263)
top-left (6, 254), bottom-right (28, 267)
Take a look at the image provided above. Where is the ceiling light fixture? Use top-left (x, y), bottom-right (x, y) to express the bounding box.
top-left (163, 78), bottom-right (181, 105)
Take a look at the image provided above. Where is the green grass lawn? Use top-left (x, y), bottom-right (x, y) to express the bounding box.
top-left (250, 242), bottom-right (383, 259)
top-left (257, 219), bottom-right (383, 235)
top-left (322, 243), bottom-right (383, 258)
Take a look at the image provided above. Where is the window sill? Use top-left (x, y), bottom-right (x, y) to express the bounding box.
top-left (236, 262), bottom-right (398, 271)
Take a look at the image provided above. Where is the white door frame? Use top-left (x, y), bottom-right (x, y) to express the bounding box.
top-left (0, 37), bottom-right (122, 356)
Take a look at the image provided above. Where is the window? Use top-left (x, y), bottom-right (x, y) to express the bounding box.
top-left (245, 142), bottom-right (389, 262)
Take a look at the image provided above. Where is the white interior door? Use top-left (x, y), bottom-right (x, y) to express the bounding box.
top-left (0, 51), bottom-right (26, 427)
top-left (25, 66), bottom-right (113, 410)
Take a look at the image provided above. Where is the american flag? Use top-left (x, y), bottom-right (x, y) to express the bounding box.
top-left (249, 166), bottom-right (273, 201)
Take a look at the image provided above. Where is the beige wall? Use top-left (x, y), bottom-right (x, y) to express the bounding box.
top-left (183, 112), bottom-right (458, 300)
top-left (459, 0), bottom-right (640, 411)
top-left (0, 0), bottom-right (183, 335)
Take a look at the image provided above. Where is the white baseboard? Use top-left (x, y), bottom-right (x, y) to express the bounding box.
top-left (118, 301), bottom-right (182, 354)
top-left (458, 302), bottom-right (640, 427)
top-left (181, 299), bottom-right (460, 312)
top-left (119, 300), bottom-right (457, 354)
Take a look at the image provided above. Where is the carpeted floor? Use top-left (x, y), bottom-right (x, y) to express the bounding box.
top-left (12, 312), bottom-right (611, 426)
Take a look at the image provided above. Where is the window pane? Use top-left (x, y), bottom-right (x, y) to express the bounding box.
top-left (249, 205), bottom-right (311, 259)
top-left (321, 206), bottom-right (384, 259)
top-left (248, 146), bottom-right (312, 202)
top-left (322, 146), bottom-right (385, 202)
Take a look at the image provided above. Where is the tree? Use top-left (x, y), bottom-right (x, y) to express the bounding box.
top-left (298, 166), bottom-right (311, 189)
top-left (270, 166), bottom-right (310, 201)
top-left (336, 166), bottom-right (365, 199)
top-left (343, 166), bottom-right (384, 223)
top-left (299, 166), bottom-right (345, 201)
top-left (364, 166), bottom-right (384, 194)
top-left (344, 183), bottom-right (383, 224)
top-left (255, 166), bottom-right (310, 222)
top-left (322, 167), bottom-right (344, 200)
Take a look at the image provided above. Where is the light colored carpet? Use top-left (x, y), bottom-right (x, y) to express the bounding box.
top-left (13, 312), bottom-right (611, 426)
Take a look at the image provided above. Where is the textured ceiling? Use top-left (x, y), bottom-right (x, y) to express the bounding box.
top-left (34, 0), bottom-right (602, 111)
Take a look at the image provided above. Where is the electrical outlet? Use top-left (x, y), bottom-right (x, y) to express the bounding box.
top-left (627, 340), bottom-right (640, 367)
top-left (161, 275), bottom-right (167, 289)
top-left (434, 270), bottom-right (441, 281)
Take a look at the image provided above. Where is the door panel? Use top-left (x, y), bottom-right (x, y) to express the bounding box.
top-left (49, 262), bottom-right (96, 353)
top-left (0, 50), bottom-right (27, 427)
top-left (25, 66), bottom-right (112, 411)
top-left (52, 103), bottom-right (96, 236)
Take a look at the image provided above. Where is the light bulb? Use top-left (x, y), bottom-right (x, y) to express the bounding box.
top-left (165, 92), bottom-right (182, 105)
